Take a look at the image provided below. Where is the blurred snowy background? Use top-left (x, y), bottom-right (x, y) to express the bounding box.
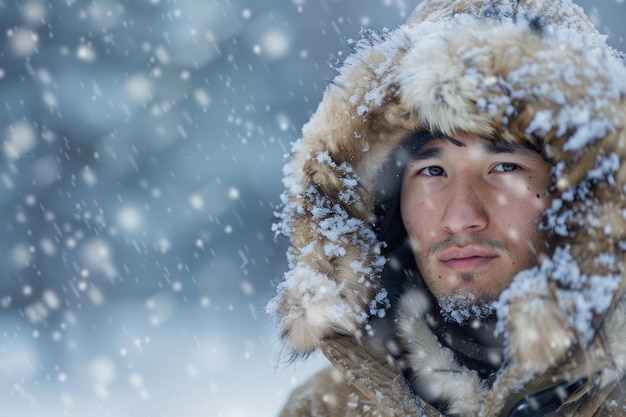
top-left (0, 1), bottom-right (623, 416)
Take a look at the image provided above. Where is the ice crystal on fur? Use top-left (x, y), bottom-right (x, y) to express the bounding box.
top-left (543, 152), bottom-right (622, 238)
top-left (370, 287), bottom-right (390, 318)
top-left (497, 247), bottom-right (621, 343)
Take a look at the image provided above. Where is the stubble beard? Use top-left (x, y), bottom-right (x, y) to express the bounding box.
top-left (416, 231), bottom-right (549, 326)
top-left (419, 235), bottom-right (509, 325)
top-left (436, 285), bottom-right (497, 325)
top-left (430, 237), bottom-right (547, 326)
top-left (415, 257), bottom-right (501, 325)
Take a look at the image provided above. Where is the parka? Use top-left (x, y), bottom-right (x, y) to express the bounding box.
top-left (267, 0), bottom-right (626, 416)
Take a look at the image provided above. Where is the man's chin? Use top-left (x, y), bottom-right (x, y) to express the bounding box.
top-left (437, 292), bottom-right (497, 326)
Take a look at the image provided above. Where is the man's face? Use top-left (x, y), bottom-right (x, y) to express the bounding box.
top-left (400, 132), bottom-right (551, 321)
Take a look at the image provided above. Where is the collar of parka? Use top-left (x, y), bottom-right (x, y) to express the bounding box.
top-left (268, 0), bottom-right (626, 413)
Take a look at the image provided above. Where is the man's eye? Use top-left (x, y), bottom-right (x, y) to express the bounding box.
top-left (493, 163), bottom-right (519, 172)
top-left (419, 166), bottom-right (445, 176)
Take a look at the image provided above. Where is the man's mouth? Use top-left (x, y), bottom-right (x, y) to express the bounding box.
top-left (439, 247), bottom-right (498, 272)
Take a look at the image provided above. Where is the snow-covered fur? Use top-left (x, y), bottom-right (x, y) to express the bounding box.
top-left (269, 0), bottom-right (626, 415)
top-left (397, 289), bottom-right (626, 416)
top-left (397, 290), bottom-right (489, 416)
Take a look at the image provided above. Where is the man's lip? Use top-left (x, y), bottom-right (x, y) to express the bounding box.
top-left (439, 246), bottom-right (498, 262)
top-left (439, 246), bottom-right (498, 272)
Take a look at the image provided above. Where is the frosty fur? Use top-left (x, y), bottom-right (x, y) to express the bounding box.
top-left (269, 0), bottom-right (626, 412)
top-left (397, 290), bottom-right (489, 416)
top-left (397, 290), bottom-right (626, 416)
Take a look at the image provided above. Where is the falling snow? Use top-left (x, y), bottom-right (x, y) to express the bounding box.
top-left (0, 1), bottom-right (624, 416)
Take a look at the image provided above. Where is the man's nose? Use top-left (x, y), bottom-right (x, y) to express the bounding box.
top-left (441, 179), bottom-right (488, 234)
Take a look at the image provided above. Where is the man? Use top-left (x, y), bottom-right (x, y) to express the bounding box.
top-left (267, 0), bottom-right (626, 415)
top-left (400, 132), bottom-right (551, 319)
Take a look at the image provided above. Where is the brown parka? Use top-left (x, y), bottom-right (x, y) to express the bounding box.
top-left (268, 1), bottom-right (626, 416)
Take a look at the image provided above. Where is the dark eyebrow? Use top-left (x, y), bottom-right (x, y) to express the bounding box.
top-left (412, 147), bottom-right (441, 160)
top-left (410, 136), bottom-right (462, 161)
top-left (401, 133), bottom-right (542, 166)
top-left (483, 139), bottom-right (541, 156)
top-left (483, 140), bottom-right (516, 154)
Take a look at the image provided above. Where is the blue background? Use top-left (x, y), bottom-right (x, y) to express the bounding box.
top-left (0, 1), bottom-right (624, 416)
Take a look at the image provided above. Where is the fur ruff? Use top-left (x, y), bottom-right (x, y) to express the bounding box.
top-left (397, 290), bottom-right (489, 416)
top-left (397, 290), bottom-right (626, 416)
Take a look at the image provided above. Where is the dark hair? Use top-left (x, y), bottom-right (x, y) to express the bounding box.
top-left (373, 130), bottom-right (437, 253)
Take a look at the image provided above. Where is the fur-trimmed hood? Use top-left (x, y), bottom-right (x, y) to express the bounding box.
top-left (268, 0), bottom-right (626, 402)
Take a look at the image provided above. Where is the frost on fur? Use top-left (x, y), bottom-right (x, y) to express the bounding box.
top-left (269, 141), bottom-right (389, 355)
top-left (495, 247), bottom-right (621, 375)
top-left (398, 290), bottom-right (488, 416)
top-left (266, 264), bottom-right (364, 355)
